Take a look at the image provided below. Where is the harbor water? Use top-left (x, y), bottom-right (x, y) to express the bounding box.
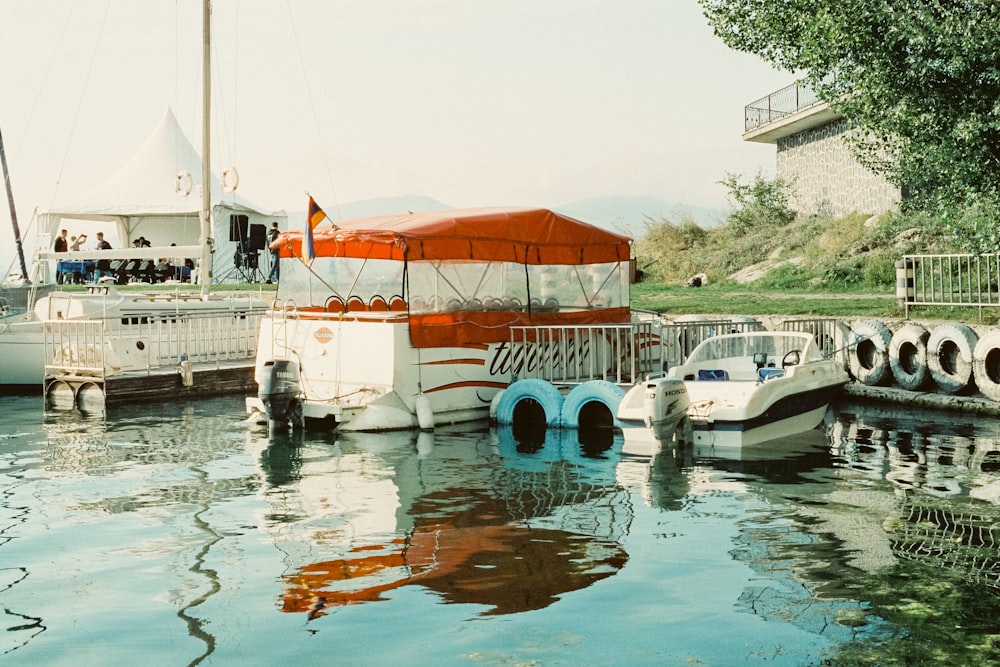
top-left (2, 394), bottom-right (1000, 665)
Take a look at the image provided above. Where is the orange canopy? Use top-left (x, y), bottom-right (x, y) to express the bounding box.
top-left (274, 207), bottom-right (631, 265)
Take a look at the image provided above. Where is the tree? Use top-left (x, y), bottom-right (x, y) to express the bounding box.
top-left (700, 0), bottom-right (1000, 211)
top-left (720, 171), bottom-right (796, 235)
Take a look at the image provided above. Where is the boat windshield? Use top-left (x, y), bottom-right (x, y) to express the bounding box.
top-left (278, 257), bottom-right (629, 313)
top-left (687, 334), bottom-right (821, 364)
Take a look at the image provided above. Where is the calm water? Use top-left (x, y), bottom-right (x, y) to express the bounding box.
top-left (3, 395), bottom-right (1000, 666)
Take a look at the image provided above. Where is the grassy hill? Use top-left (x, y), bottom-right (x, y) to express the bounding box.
top-left (629, 206), bottom-right (986, 320)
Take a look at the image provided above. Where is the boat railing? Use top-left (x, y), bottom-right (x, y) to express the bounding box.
top-left (43, 307), bottom-right (267, 379)
top-left (509, 323), bottom-right (663, 385)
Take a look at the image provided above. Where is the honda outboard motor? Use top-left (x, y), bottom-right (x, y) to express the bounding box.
top-left (258, 359), bottom-right (302, 426)
top-left (643, 376), bottom-right (690, 443)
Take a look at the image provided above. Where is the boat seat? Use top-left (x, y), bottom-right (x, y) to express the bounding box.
top-left (368, 295), bottom-right (389, 312)
top-left (346, 296), bottom-right (366, 312)
top-left (388, 295), bottom-right (407, 311)
top-left (758, 368), bottom-right (785, 382)
top-left (325, 296), bottom-right (345, 313)
top-left (697, 369), bottom-right (729, 381)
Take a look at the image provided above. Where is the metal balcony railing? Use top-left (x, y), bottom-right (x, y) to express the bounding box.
top-left (745, 81), bottom-right (822, 132)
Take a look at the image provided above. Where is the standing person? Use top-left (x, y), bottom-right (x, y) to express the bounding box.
top-left (93, 232), bottom-right (113, 282)
top-left (70, 233), bottom-right (87, 251)
top-left (69, 234), bottom-right (88, 283)
top-left (54, 229), bottom-right (69, 283)
top-left (266, 221), bottom-right (281, 284)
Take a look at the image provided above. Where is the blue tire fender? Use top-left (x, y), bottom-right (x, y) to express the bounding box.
top-left (560, 380), bottom-right (626, 429)
top-left (494, 379), bottom-right (564, 427)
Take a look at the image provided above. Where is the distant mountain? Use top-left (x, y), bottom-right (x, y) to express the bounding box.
top-left (283, 194), bottom-right (726, 240)
top-left (554, 196), bottom-right (727, 237)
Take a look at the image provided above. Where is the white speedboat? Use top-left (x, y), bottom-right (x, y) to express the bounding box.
top-left (670, 330), bottom-right (849, 447)
top-left (247, 203), bottom-right (637, 432)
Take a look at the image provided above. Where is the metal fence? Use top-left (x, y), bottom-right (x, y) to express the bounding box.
top-left (43, 308), bottom-right (267, 379)
top-left (508, 323), bottom-right (662, 385)
top-left (897, 253), bottom-right (1000, 318)
top-left (745, 81), bottom-right (822, 132)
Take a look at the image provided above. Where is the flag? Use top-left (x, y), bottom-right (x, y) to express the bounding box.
top-left (304, 196), bottom-right (327, 263)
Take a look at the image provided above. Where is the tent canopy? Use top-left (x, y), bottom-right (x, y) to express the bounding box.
top-left (36, 108), bottom-right (285, 282)
top-left (276, 207), bottom-right (632, 265)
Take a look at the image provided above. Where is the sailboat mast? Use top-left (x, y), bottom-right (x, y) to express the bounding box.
top-left (198, 0), bottom-right (213, 295)
top-left (0, 127), bottom-right (30, 283)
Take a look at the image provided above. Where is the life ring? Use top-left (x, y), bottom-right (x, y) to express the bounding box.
top-left (175, 170), bottom-right (193, 196)
top-left (849, 320), bottom-right (892, 386)
top-left (927, 322), bottom-right (978, 394)
top-left (888, 323), bottom-right (931, 391)
top-left (973, 330), bottom-right (1000, 402)
top-left (560, 380), bottom-right (625, 430)
top-left (221, 166), bottom-right (240, 193)
top-left (493, 379), bottom-right (564, 428)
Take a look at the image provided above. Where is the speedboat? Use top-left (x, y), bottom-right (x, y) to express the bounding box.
top-left (246, 203), bottom-right (638, 432)
top-left (670, 330), bottom-right (848, 447)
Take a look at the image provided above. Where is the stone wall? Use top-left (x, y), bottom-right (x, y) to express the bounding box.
top-left (777, 118), bottom-right (900, 217)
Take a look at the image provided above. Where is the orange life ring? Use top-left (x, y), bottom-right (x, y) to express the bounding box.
top-left (221, 166), bottom-right (239, 193)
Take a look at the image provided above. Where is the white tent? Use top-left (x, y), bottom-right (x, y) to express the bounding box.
top-left (36, 108), bottom-right (286, 284)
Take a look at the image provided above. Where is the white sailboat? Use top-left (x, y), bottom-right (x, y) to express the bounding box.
top-left (0, 0), bottom-right (274, 393)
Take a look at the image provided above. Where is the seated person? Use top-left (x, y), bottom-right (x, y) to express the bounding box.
top-left (154, 258), bottom-right (172, 283)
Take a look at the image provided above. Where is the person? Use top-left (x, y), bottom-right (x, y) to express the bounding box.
top-left (68, 234), bottom-right (89, 283)
top-left (266, 221), bottom-right (280, 283)
top-left (117, 239), bottom-right (143, 284)
top-left (93, 232), bottom-right (113, 282)
top-left (54, 229), bottom-right (69, 283)
top-left (70, 233), bottom-right (87, 251)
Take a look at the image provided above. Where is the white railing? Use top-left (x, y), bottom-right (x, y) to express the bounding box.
top-left (43, 308), bottom-right (267, 379)
top-left (508, 323), bottom-right (663, 385)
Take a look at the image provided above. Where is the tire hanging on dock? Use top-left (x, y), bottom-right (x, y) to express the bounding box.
top-left (494, 378), bottom-right (564, 428)
top-left (559, 380), bottom-right (626, 430)
top-left (889, 323), bottom-right (932, 391)
top-left (927, 322), bottom-right (978, 395)
top-left (973, 329), bottom-right (1000, 402)
top-left (849, 320), bottom-right (893, 386)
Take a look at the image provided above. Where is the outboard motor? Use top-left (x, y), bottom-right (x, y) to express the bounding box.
top-left (258, 359), bottom-right (302, 427)
top-left (642, 376), bottom-right (691, 443)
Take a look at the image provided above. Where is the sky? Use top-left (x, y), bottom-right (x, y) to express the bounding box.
top-left (0, 0), bottom-right (792, 274)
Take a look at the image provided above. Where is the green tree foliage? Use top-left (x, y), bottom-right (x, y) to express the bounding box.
top-left (700, 0), bottom-right (1000, 211)
top-left (720, 171), bottom-right (796, 235)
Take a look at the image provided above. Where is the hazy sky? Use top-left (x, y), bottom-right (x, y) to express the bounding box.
top-left (1, 0), bottom-right (791, 271)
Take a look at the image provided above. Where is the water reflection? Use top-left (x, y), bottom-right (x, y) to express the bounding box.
top-left (251, 425), bottom-right (632, 619)
top-left (6, 394), bottom-right (1000, 664)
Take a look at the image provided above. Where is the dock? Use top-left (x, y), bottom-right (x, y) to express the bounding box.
top-left (41, 309), bottom-right (264, 410)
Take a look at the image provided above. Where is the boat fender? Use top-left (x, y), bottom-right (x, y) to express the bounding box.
top-left (973, 330), bottom-right (1000, 402)
top-left (889, 323), bottom-right (932, 391)
top-left (494, 379), bottom-right (564, 427)
top-left (221, 166), bottom-right (240, 193)
top-left (849, 320), bottom-right (892, 386)
top-left (927, 322), bottom-right (978, 395)
top-left (415, 394), bottom-right (435, 431)
top-left (560, 380), bottom-right (626, 430)
top-left (489, 389), bottom-right (505, 424)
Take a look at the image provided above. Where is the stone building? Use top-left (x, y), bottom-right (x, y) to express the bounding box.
top-left (744, 82), bottom-right (901, 217)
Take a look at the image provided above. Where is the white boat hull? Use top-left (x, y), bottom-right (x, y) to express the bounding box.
top-left (249, 312), bottom-right (512, 431)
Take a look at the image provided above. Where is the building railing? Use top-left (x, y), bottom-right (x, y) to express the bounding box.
top-left (897, 254), bottom-right (1000, 318)
top-left (43, 308), bottom-right (267, 380)
top-left (745, 81), bottom-right (822, 132)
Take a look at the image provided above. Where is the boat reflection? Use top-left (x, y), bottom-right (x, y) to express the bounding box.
top-left (252, 425), bottom-right (632, 619)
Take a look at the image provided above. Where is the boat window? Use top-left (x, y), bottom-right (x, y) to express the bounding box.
top-left (277, 257), bottom-right (405, 308)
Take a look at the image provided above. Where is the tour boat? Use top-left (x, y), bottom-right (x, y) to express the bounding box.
top-left (247, 203), bottom-right (635, 431)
